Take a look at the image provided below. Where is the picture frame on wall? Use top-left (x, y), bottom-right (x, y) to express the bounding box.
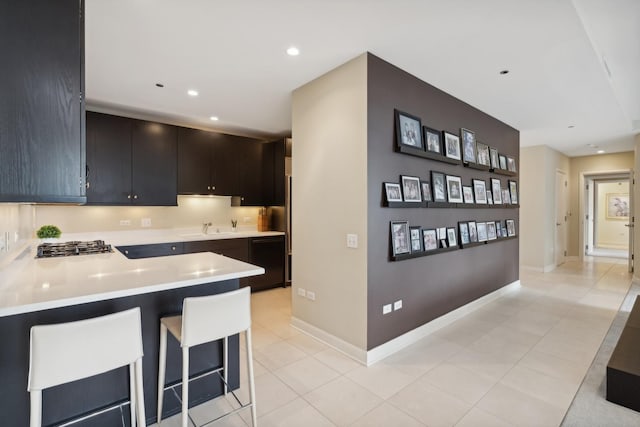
top-left (473, 179), bottom-right (487, 204)
top-left (401, 175), bottom-right (422, 202)
top-left (491, 178), bottom-right (503, 204)
top-left (421, 181), bottom-right (432, 202)
top-left (502, 188), bottom-right (511, 204)
top-left (486, 190), bottom-right (493, 205)
top-left (424, 126), bottom-right (442, 154)
top-left (468, 221), bottom-right (478, 242)
top-left (606, 193), bottom-right (630, 220)
top-left (476, 142), bottom-right (490, 166)
top-left (496, 221), bottom-right (503, 238)
top-left (446, 175), bottom-right (464, 203)
top-left (459, 222), bottom-right (470, 245)
top-left (447, 227), bottom-right (458, 247)
top-left (443, 131), bottom-right (462, 160)
top-left (490, 147), bottom-right (500, 169)
top-left (507, 156), bottom-right (517, 172)
top-left (431, 171), bottom-right (447, 202)
top-left (395, 110), bottom-right (423, 150)
top-left (499, 154), bottom-right (508, 170)
top-left (422, 229), bottom-right (438, 251)
top-left (506, 219), bottom-right (516, 237)
top-left (438, 227), bottom-right (448, 248)
top-left (477, 222), bottom-right (488, 242)
top-left (461, 128), bottom-right (476, 163)
top-left (390, 221), bottom-right (411, 256)
top-left (410, 226), bottom-right (423, 252)
top-left (486, 222), bottom-right (497, 240)
top-left (509, 180), bottom-right (518, 204)
top-left (384, 182), bottom-right (403, 203)
top-left (463, 185), bottom-right (475, 204)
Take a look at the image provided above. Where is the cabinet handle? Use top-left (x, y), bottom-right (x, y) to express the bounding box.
top-left (212, 186), bottom-right (216, 190)
top-left (127, 194), bottom-right (131, 199)
top-left (133, 194), bottom-right (138, 199)
top-left (124, 250), bottom-right (129, 255)
top-left (207, 186), bottom-right (210, 190)
top-left (171, 246), bottom-right (176, 251)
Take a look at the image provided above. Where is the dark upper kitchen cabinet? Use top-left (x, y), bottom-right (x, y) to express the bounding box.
top-left (86, 112), bottom-right (177, 206)
top-left (0, 0), bottom-right (86, 203)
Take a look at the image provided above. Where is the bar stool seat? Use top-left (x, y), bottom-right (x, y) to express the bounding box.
top-left (27, 307), bottom-right (146, 427)
top-left (156, 287), bottom-right (257, 427)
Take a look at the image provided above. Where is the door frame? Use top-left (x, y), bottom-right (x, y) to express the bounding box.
top-left (555, 169), bottom-right (568, 266)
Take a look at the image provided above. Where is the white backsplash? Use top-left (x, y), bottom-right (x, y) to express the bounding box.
top-left (34, 195), bottom-right (262, 235)
top-left (0, 204), bottom-right (35, 262)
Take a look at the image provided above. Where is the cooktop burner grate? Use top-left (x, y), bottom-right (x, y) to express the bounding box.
top-left (36, 240), bottom-right (113, 258)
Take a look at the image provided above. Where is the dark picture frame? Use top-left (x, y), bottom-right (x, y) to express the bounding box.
top-left (491, 178), bottom-right (502, 205)
top-left (476, 142), bottom-right (490, 166)
top-left (447, 227), bottom-right (457, 247)
top-left (431, 171), bottom-right (447, 202)
top-left (468, 221), bottom-right (478, 242)
top-left (472, 179), bottom-right (487, 204)
top-left (459, 222), bottom-right (470, 245)
top-left (509, 180), bottom-right (518, 204)
top-left (477, 222), bottom-right (488, 242)
top-left (463, 185), bottom-right (474, 204)
top-left (446, 175), bottom-right (463, 203)
top-left (499, 154), bottom-right (507, 170)
top-left (424, 126), bottom-right (442, 154)
top-left (502, 188), bottom-right (511, 204)
top-left (422, 229), bottom-right (438, 251)
top-left (506, 219), bottom-right (516, 237)
top-left (486, 221), bottom-right (497, 240)
top-left (461, 128), bottom-right (476, 163)
top-left (401, 175), bottom-right (422, 202)
top-left (395, 110), bottom-right (423, 150)
top-left (390, 221), bottom-right (411, 256)
top-left (443, 131), bottom-right (461, 161)
top-left (384, 182), bottom-right (403, 203)
top-left (490, 147), bottom-right (500, 169)
top-left (421, 181), bottom-right (432, 202)
top-left (507, 156), bottom-right (517, 172)
top-left (410, 226), bottom-right (423, 252)
top-left (486, 190), bottom-right (493, 205)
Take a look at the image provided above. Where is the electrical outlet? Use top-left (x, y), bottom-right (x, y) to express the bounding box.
top-left (394, 300), bottom-right (403, 311)
top-left (119, 219), bottom-right (131, 226)
top-left (297, 288), bottom-right (306, 297)
top-left (306, 291), bottom-right (316, 301)
top-left (141, 218), bottom-right (152, 227)
top-left (383, 304), bottom-right (392, 315)
top-left (346, 233), bottom-right (358, 248)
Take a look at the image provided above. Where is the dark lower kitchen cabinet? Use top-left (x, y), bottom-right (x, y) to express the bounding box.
top-left (249, 236), bottom-right (285, 291)
top-left (116, 242), bottom-right (183, 259)
top-left (0, 0), bottom-right (86, 203)
top-left (86, 112), bottom-right (177, 206)
top-left (183, 239), bottom-right (250, 287)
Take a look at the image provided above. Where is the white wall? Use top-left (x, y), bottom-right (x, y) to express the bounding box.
top-left (0, 204), bottom-right (34, 265)
top-left (595, 181), bottom-right (629, 249)
top-left (291, 54), bottom-right (368, 350)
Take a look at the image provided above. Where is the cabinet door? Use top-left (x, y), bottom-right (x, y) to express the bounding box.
top-left (86, 112), bottom-right (132, 204)
top-left (249, 236), bottom-right (285, 290)
top-left (178, 127), bottom-right (213, 194)
top-left (235, 137), bottom-right (264, 206)
top-left (211, 134), bottom-right (239, 196)
top-left (117, 242), bottom-right (183, 259)
top-left (0, 0), bottom-right (85, 203)
top-left (131, 120), bottom-right (177, 206)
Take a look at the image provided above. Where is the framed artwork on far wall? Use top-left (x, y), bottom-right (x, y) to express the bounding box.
top-left (390, 221), bottom-right (411, 256)
top-left (486, 222), bottom-right (497, 240)
top-left (424, 126), bottom-right (442, 154)
top-left (384, 182), bottom-right (403, 203)
top-left (422, 229), bottom-right (438, 251)
top-left (431, 171), bottom-right (447, 202)
top-left (446, 175), bottom-right (464, 203)
top-left (395, 110), bottom-right (423, 150)
top-left (490, 147), bottom-right (500, 169)
top-left (477, 222), bottom-right (488, 242)
top-left (463, 185), bottom-right (475, 204)
top-left (491, 178), bottom-right (502, 204)
top-left (459, 222), bottom-right (470, 245)
top-left (606, 193), bottom-right (630, 220)
top-left (506, 219), bottom-right (516, 237)
top-left (476, 142), bottom-right (490, 166)
top-left (509, 180), bottom-right (519, 204)
top-left (499, 154), bottom-right (508, 170)
top-left (410, 226), bottom-right (423, 253)
top-left (473, 179), bottom-right (487, 204)
top-left (447, 227), bottom-right (458, 247)
top-left (421, 181), bottom-right (432, 202)
top-left (443, 131), bottom-right (462, 161)
top-left (461, 128), bottom-right (476, 164)
top-left (401, 175), bottom-right (422, 202)
top-left (468, 221), bottom-right (478, 242)
top-left (507, 156), bottom-right (517, 172)
top-left (502, 188), bottom-right (511, 204)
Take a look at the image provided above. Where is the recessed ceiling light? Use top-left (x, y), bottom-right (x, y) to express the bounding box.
top-left (286, 46), bottom-right (300, 56)
top-left (568, 125), bottom-right (575, 128)
top-left (597, 150), bottom-right (605, 154)
top-left (187, 89), bottom-right (199, 97)
top-left (209, 116), bottom-right (219, 121)
top-left (155, 83), bottom-right (164, 88)
top-left (499, 70), bottom-right (509, 75)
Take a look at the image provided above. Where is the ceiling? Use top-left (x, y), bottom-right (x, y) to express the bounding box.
top-left (85, 0), bottom-right (639, 157)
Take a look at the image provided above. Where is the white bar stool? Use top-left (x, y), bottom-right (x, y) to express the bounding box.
top-left (156, 287), bottom-right (257, 427)
top-left (27, 307), bottom-right (146, 427)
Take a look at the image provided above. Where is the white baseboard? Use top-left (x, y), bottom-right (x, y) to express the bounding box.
top-left (543, 263), bottom-right (556, 272)
top-left (291, 280), bottom-right (521, 366)
top-left (520, 265), bottom-right (544, 273)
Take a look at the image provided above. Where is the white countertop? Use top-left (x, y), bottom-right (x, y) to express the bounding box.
top-left (0, 228), bottom-right (281, 317)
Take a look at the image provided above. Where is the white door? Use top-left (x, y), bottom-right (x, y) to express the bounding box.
top-left (555, 170), bottom-right (568, 266)
top-left (628, 171), bottom-right (635, 273)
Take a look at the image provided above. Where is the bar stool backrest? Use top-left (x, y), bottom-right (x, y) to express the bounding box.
top-left (28, 308), bottom-right (144, 391)
top-left (181, 287), bottom-right (251, 348)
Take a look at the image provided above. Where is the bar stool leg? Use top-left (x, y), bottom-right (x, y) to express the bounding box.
top-left (182, 346), bottom-right (189, 427)
top-left (30, 390), bottom-right (42, 427)
top-left (129, 363), bottom-right (136, 427)
top-left (245, 328), bottom-right (257, 427)
top-left (135, 358), bottom-right (146, 426)
top-left (157, 323), bottom-right (168, 423)
top-left (223, 336), bottom-right (228, 395)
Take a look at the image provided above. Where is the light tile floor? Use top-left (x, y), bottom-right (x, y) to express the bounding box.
top-left (152, 257), bottom-right (631, 427)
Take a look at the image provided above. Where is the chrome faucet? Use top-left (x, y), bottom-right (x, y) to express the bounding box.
top-left (202, 222), bottom-right (212, 234)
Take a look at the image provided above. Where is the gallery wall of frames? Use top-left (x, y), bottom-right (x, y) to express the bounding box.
top-left (366, 53), bottom-right (520, 349)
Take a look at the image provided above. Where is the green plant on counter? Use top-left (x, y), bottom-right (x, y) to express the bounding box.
top-left (36, 225), bottom-right (62, 239)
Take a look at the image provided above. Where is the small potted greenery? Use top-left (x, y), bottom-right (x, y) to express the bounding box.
top-left (36, 225), bottom-right (62, 242)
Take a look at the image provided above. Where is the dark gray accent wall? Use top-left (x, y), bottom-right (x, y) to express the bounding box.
top-left (367, 53), bottom-right (519, 349)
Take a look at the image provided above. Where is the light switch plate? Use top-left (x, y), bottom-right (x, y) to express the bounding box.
top-left (383, 304), bottom-right (392, 315)
top-left (394, 300), bottom-right (403, 311)
top-left (141, 218), bottom-right (152, 227)
top-left (346, 233), bottom-right (358, 248)
top-left (297, 288), bottom-right (306, 297)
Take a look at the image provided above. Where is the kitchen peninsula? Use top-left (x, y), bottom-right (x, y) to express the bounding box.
top-left (0, 230), bottom-right (275, 426)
